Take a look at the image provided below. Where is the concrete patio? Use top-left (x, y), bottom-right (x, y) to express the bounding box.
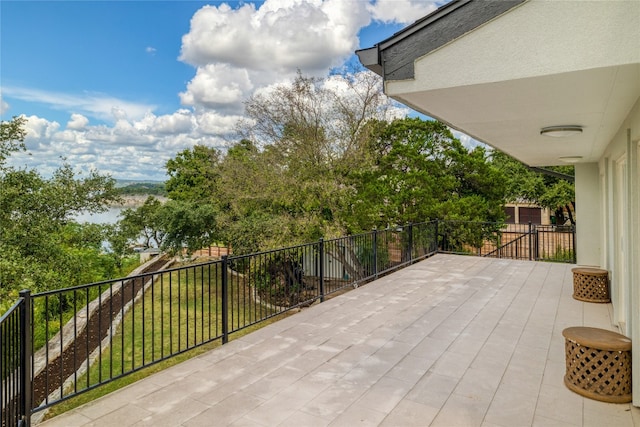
top-left (38, 254), bottom-right (640, 426)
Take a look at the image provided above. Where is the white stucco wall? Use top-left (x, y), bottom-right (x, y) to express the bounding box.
top-left (599, 95), bottom-right (640, 404)
top-left (574, 163), bottom-right (600, 267)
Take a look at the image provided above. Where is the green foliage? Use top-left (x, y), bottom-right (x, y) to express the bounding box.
top-left (117, 182), bottom-right (166, 196)
top-left (348, 118), bottom-right (507, 230)
top-left (118, 196), bottom-right (166, 249)
top-left (0, 117), bottom-right (123, 309)
top-left (161, 75), bottom-right (508, 254)
top-left (165, 145), bottom-right (221, 202)
top-left (542, 244), bottom-right (575, 263)
top-left (0, 116), bottom-right (27, 165)
top-left (491, 150), bottom-right (575, 224)
top-left (113, 196), bottom-right (219, 257)
top-left (159, 200), bottom-right (218, 255)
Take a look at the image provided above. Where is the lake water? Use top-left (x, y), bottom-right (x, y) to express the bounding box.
top-left (75, 207), bottom-right (125, 225)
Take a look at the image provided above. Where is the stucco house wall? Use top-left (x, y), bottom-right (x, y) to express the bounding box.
top-left (358, 0), bottom-right (640, 405)
top-left (597, 98), bottom-right (640, 350)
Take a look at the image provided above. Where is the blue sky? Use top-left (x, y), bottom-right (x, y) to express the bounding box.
top-left (1, 0), bottom-right (446, 181)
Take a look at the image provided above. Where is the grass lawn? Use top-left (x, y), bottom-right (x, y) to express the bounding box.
top-left (42, 261), bottom-right (291, 420)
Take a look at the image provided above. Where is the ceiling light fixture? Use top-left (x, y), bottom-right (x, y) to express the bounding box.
top-left (540, 125), bottom-right (583, 137)
top-left (558, 156), bottom-right (583, 163)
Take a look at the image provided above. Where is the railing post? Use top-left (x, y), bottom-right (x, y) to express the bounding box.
top-left (572, 225), bottom-right (577, 263)
top-left (434, 220), bottom-right (440, 253)
top-left (528, 222), bottom-right (533, 261)
top-left (372, 229), bottom-right (378, 279)
top-left (19, 290), bottom-right (32, 427)
top-left (318, 238), bottom-right (325, 302)
top-left (534, 225), bottom-right (539, 261)
top-left (221, 256), bottom-right (229, 344)
top-left (407, 222), bottom-right (413, 264)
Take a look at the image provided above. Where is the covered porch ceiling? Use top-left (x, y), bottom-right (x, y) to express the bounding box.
top-left (391, 63), bottom-right (640, 166)
top-left (358, 0), bottom-right (640, 166)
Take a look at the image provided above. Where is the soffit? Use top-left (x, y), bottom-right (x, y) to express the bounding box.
top-left (381, 0), bottom-right (640, 166)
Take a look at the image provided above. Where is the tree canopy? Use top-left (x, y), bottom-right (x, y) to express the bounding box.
top-left (491, 150), bottom-right (575, 224)
top-left (145, 74), bottom-right (508, 255)
top-left (0, 116), bottom-right (122, 308)
top-left (347, 118), bottom-right (507, 230)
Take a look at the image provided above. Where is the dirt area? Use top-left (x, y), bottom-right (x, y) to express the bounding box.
top-left (32, 255), bottom-right (170, 410)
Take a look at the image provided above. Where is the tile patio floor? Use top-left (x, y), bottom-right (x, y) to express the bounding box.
top-left (38, 254), bottom-right (640, 426)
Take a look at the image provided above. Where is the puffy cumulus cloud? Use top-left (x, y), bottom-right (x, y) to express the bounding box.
top-left (24, 115), bottom-right (61, 140)
top-left (153, 110), bottom-right (195, 135)
top-left (7, 112), bottom-right (238, 181)
top-left (368, 0), bottom-right (439, 24)
top-left (178, 0), bottom-right (371, 112)
top-left (180, 0), bottom-right (369, 71)
top-left (2, 86), bottom-right (155, 123)
top-left (67, 113), bottom-right (89, 130)
top-left (179, 64), bottom-right (253, 113)
top-left (195, 110), bottom-right (244, 136)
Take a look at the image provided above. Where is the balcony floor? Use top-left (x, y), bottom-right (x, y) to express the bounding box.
top-left (39, 254), bottom-right (640, 426)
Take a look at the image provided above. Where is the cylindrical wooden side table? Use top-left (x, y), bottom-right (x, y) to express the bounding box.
top-left (571, 267), bottom-right (610, 302)
top-left (562, 327), bottom-right (632, 403)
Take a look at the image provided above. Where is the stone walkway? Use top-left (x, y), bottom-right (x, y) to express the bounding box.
top-left (38, 254), bottom-right (640, 426)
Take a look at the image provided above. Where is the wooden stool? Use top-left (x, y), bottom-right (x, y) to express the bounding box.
top-left (562, 327), bottom-right (632, 403)
top-left (571, 267), bottom-right (610, 302)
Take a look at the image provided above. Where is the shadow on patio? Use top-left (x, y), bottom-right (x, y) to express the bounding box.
top-left (39, 254), bottom-right (640, 426)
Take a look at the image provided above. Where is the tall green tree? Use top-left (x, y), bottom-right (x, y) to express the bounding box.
top-left (0, 116), bottom-right (121, 307)
top-left (491, 150), bottom-right (575, 224)
top-left (348, 118), bottom-right (507, 230)
top-left (165, 145), bottom-right (222, 202)
top-left (161, 75), bottom-right (507, 255)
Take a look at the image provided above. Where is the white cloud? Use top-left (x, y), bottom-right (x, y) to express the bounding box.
top-left (178, 0), bottom-right (371, 112)
top-left (180, 0), bottom-right (369, 71)
top-left (24, 115), bottom-right (61, 140)
top-left (2, 86), bottom-right (155, 123)
top-left (368, 0), bottom-right (439, 24)
top-left (7, 111), bottom-right (238, 181)
top-left (195, 110), bottom-right (244, 136)
top-left (67, 113), bottom-right (89, 130)
top-left (179, 64), bottom-right (253, 113)
top-left (153, 110), bottom-right (194, 134)
top-left (5, 0), bottom-right (440, 181)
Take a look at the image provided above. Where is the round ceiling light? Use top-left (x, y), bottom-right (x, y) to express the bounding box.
top-left (540, 125), bottom-right (583, 137)
top-left (558, 156), bottom-right (583, 163)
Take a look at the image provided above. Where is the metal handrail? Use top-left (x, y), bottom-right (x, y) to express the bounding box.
top-left (0, 220), bottom-right (575, 425)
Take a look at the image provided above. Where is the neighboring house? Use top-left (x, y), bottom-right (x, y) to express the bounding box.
top-left (504, 202), bottom-right (551, 225)
top-left (358, 0), bottom-right (640, 404)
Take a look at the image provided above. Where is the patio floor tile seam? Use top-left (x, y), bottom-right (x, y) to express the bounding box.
top-left (390, 258), bottom-right (530, 426)
top-left (302, 256), bottom-right (497, 425)
top-left (436, 260), bottom-right (547, 423)
top-left (38, 255), bottom-right (640, 427)
top-left (463, 261), bottom-right (553, 426)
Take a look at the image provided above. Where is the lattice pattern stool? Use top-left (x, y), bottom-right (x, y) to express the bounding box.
top-left (571, 267), bottom-right (610, 302)
top-left (562, 327), bottom-right (632, 403)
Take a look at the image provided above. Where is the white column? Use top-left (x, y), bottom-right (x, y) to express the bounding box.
top-left (574, 163), bottom-right (601, 267)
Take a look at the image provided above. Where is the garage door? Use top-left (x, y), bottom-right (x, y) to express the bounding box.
top-left (519, 207), bottom-right (541, 224)
top-left (505, 207), bottom-right (516, 223)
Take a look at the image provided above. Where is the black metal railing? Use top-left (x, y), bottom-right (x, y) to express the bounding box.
top-left (438, 221), bottom-right (576, 263)
top-left (0, 220), bottom-right (574, 426)
top-left (1, 292), bottom-right (31, 427)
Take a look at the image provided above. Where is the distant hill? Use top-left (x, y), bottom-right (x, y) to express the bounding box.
top-left (116, 181), bottom-right (167, 197)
